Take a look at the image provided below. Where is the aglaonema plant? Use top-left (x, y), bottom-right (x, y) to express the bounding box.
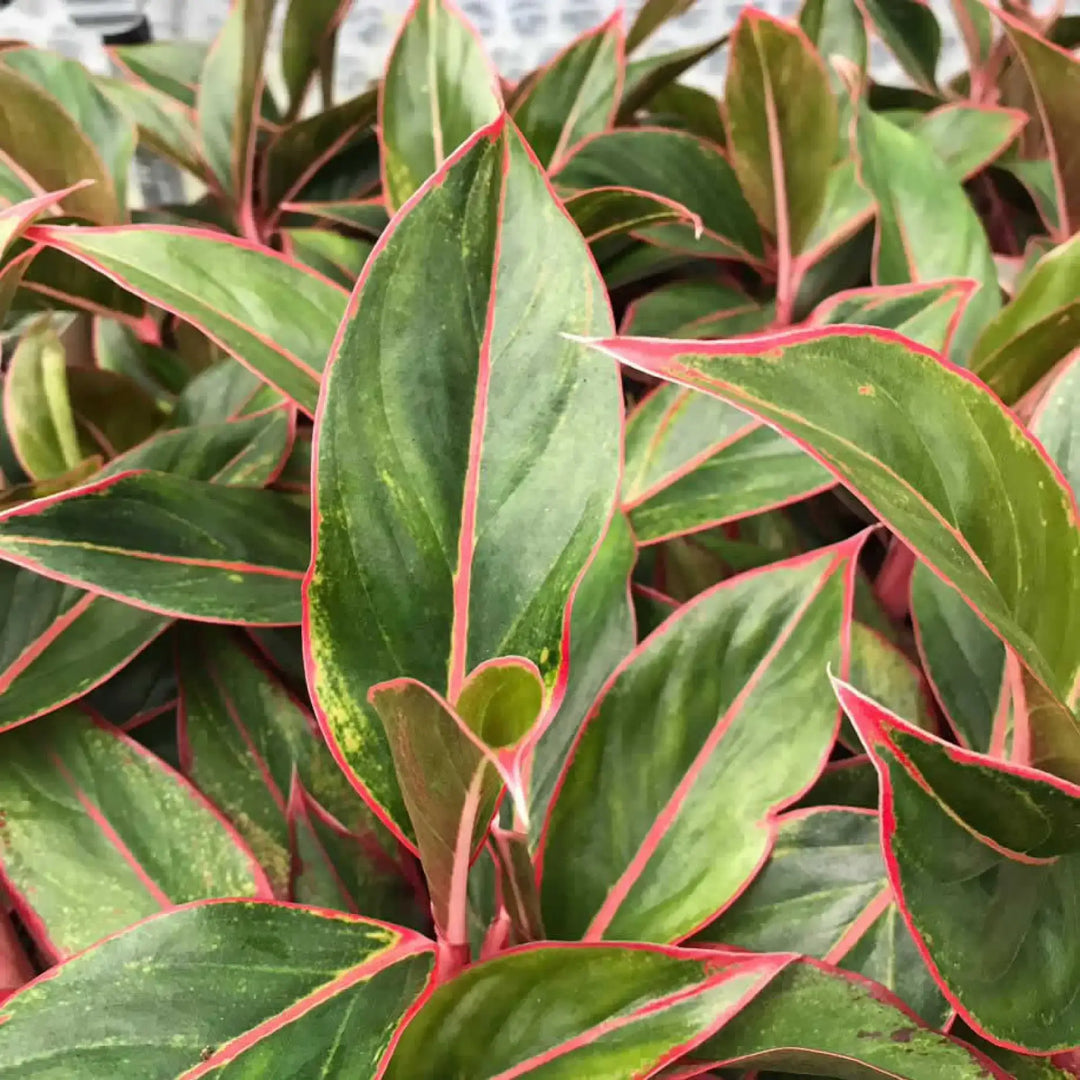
top-left (0, 0), bottom-right (1079, 1074)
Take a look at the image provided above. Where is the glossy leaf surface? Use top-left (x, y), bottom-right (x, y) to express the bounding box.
top-left (563, 186), bottom-right (701, 244)
top-left (3, 321), bottom-right (81, 481)
top-left (384, 944), bottom-right (787, 1078)
top-left (914, 104), bottom-right (1026, 181)
top-left (0, 563), bottom-right (167, 731)
top-left (103, 408), bottom-right (293, 487)
top-left (556, 128), bottom-right (764, 261)
top-left (178, 628), bottom-right (400, 897)
top-left (512, 14), bottom-right (624, 169)
top-left (0, 902), bottom-right (434, 1077)
top-left (306, 117), bottom-right (621, 841)
top-left (0, 472), bottom-right (309, 624)
top-left (0, 708), bottom-right (268, 958)
top-left (28, 224), bottom-right (348, 415)
top-left (379, 0), bottom-right (503, 211)
top-left (838, 679), bottom-right (1080, 1052)
top-left (694, 959), bottom-right (1006, 1078)
top-left (970, 230), bottom-right (1080, 404)
top-left (856, 106), bottom-right (999, 362)
top-left (998, 5), bottom-right (1080, 237)
top-left (0, 64), bottom-right (123, 223)
top-left (700, 807), bottom-right (945, 1024)
top-left (584, 327), bottom-right (1080, 780)
top-left (623, 383), bottom-right (831, 544)
top-left (528, 515), bottom-right (636, 844)
top-left (541, 540), bottom-right (856, 943)
top-left (725, 11), bottom-right (836, 264)
top-left (196, 0), bottom-right (274, 203)
top-left (911, 561), bottom-right (1004, 751)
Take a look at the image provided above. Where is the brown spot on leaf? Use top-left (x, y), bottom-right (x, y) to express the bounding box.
top-left (857, 1030), bottom-right (883, 1039)
top-left (890, 1028), bottom-right (916, 1043)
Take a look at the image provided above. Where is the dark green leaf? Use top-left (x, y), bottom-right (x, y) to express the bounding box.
top-left (0, 708), bottom-right (268, 958)
top-left (30, 224), bottom-right (348, 415)
top-left (0, 472), bottom-right (309, 623)
top-left (379, 0), bottom-right (503, 211)
top-left (556, 128), bottom-right (764, 262)
top-left (584, 327), bottom-right (1080, 779)
top-left (541, 539), bottom-right (858, 942)
top-left (384, 944), bottom-right (788, 1078)
top-left (512, 14), bottom-right (623, 170)
top-left (0, 902), bottom-right (434, 1077)
top-left (307, 118), bottom-right (621, 842)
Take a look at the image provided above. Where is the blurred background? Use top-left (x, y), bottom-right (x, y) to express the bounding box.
top-left (5, 0), bottom-right (1078, 97)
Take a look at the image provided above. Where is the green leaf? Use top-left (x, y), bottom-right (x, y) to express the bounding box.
top-left (173, 357), bottom-right (279, 426)
top-left (838, 679), bottom-right (1080, 1052)
top-left (617, 36), bottom-right (728, 121)
top-left (3, 321), bottom-right (81, 480)
top-left (725, 9), bottom-right (837, 305)
top-left (914, 103), bottom-right (1026, 181)
top-left (379, 0), bottom-right (503, 211)
top-left (306, 117), bottom-right (621, 842)
top-left (528, 515), bottom-right (636, 844)
top-left (555, 128), bottom-right (764, 262)
top-left (177, 627), bottom-right (408, 903)
top-left (284, 227), bottom-right (372, 287)
top-left (999, 158), bottom-right (1064, 239)
top-left (623, 382), bottom-right (831, 544)
top-left (1032, 349), bottom-right (1080, 499)
top-left (2, 48), bottom-right (136, 212)
top-left (848, 621), bottom-right (935, 733)
top-left (693, 959), bottom-right (1006, 1078)
top-left (279, 197), bottom-right (389, 237)
top-left (796, 158), bottom-right (875, 272)
top-left (0, 708), bottom-right (268, 958)
top-left (286, 778), bottom-right (427, 928)
top-left (29, 224), bottom-right (348, 415)
top-left (562, 186), bottom-right (702, 244)
top-left (621, 279), bottom-right (771, 339)
top-left (66, 367), bottom-right (166, 459)
top-left (383, 944), bottom-right (788, 1078)
top-left (799, 0), bottom-right (868, 80)
top-left (92, 318), bottom-right (190, 402)
top-left (511, 14), bottom-right (624, 170)
top-left (699, 807), bottom-right (946, 1024)
top-left (95, 74), bottom-right (205, 180)
top-left (996, 5), bottom-right (1080, 238)
top-left (85, 629), bottom-right (176, 727)
top-left (196, 0), bottom-right (275, 203)
top-left (0, 565), bottom-right (168, 730)
top-left (0, 902), bottom-right (434, 1077)
top-left (970, 230), bottom-right (1080, 404)
top-left (855, 106), bottom-right (999, 363)
top-left (861, 0), bottom-right (941, 91)
top-left (280, 0), bottom-right (349, 117)
top-left (110, 41), bottom-right (208, 108)
top-left (809, 279), bottom-right (975, 354)
top-left (626, 0), bottom-right (696, 53)
top-left (911, 563), bottom-right (1004, 751)
top-left (582, 327), bottom-right (1080, 780)
top-left (641, 82), bottom-right (727, 144)
top-left (262, 89), bottom-right (379, 214)
top-left (541, 539), bottom-right (858, 943)
top-left (369, 672), bottom-right (539, 940)
top-left (103, 408), bottom-right (293, 487)
top-left (0, 58), bottom-right (127, 223)
top-left (0, 472), bottom-right (309, 624)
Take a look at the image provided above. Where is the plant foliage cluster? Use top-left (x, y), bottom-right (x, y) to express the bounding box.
top-left (0, 0), bottom-right (1078, 1074)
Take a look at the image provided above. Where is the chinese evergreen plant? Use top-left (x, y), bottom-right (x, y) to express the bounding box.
top-left (0, 0), bottom-right (1078, 1074)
